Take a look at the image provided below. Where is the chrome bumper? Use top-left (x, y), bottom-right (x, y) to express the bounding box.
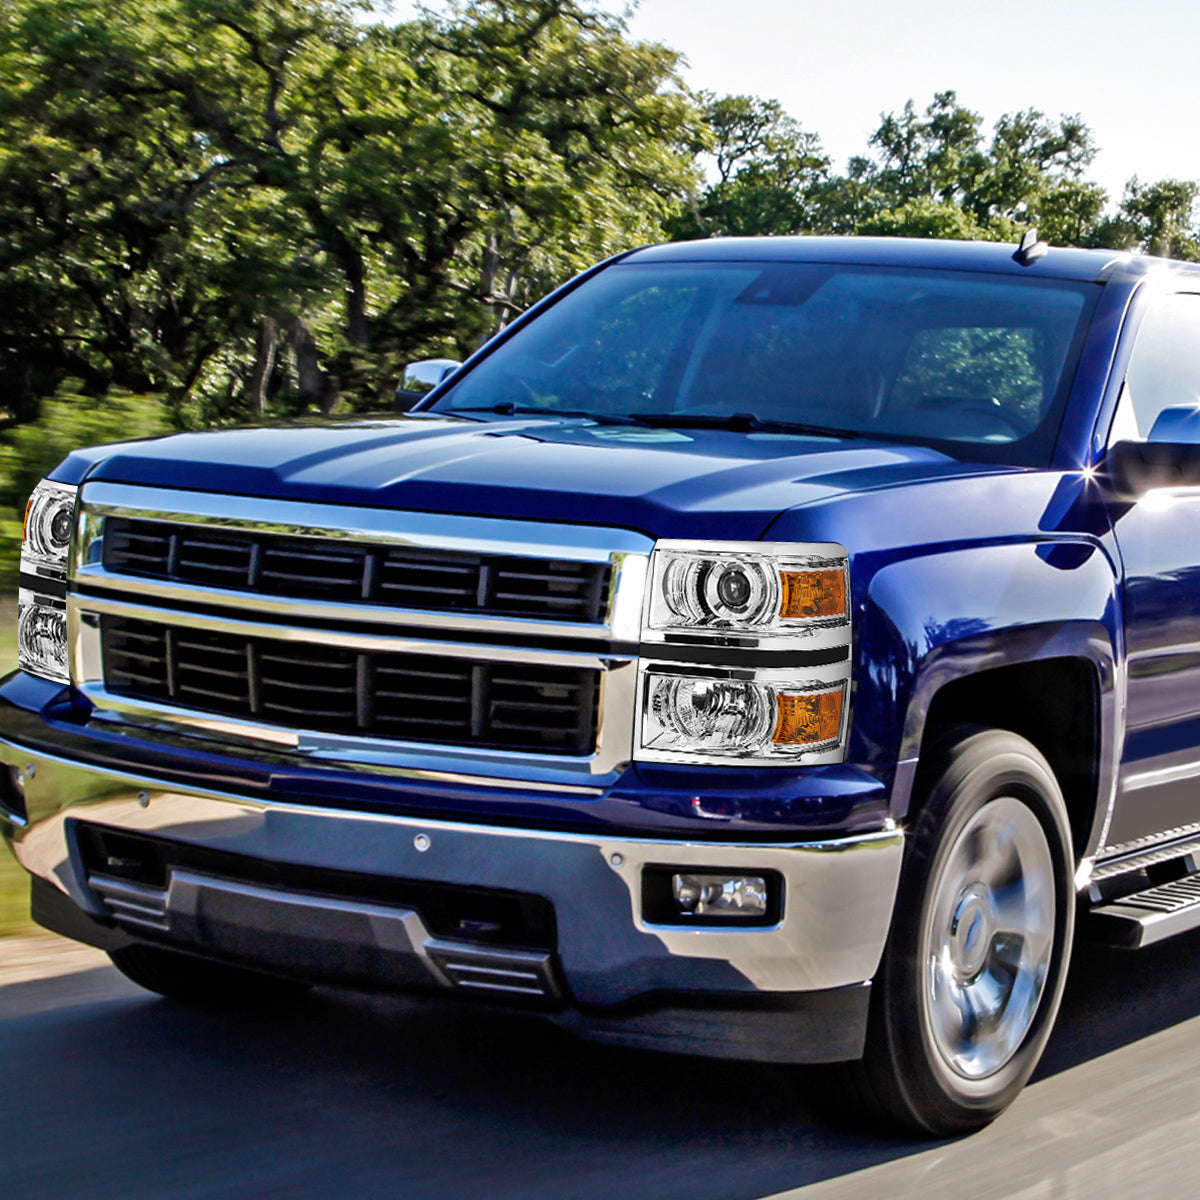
top-left (1, 737), bottom-right (903, 1058)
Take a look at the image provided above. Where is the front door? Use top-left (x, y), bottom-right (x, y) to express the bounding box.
top-left (1107, 290), bottom-right (1200, 849)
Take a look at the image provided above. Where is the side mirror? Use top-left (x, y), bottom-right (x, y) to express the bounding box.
top-left (395, 358), bottom-right (462, 410)
top-left (1107, 404), bottom-right (1200, 494)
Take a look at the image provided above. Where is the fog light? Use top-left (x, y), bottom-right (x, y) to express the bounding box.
top-left (672, 873), bottom-right (768, 917)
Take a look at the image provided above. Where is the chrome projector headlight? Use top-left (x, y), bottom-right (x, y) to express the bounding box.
top-left (18, 479), bottom-right (77, 684)
top-left (637, 541), bottom-right (851, 765)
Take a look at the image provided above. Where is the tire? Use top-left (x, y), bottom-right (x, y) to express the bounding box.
top-left (844, 726), bottom-right (1075, 1135)
top-left (109, 943), bottom-right (311, 1006)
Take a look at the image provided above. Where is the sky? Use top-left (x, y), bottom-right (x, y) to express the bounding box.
top-left (385, 0), bottom-right (1200, 209)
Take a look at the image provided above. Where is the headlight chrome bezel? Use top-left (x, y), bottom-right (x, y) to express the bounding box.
top-left (635, 664), bottom-right (851, 766)
top-left (22, 480), bottom-right (77, 583)
top-left (18, 479), bottom-right (77, 684)
top-left (636, 540), bottom-right (853, 766)
top-left (643, 540), bottom-right (850, 651)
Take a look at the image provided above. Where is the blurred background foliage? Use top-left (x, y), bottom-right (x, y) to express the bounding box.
top-left (0, 0), bottom-right (1197, 578)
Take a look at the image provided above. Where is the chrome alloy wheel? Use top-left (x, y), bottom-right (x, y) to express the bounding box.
top-left (921, 795), bottom-right (1056, 1080)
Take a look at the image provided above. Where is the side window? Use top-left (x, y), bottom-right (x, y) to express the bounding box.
top-left (1123, 293), bottom-right (1200, 438)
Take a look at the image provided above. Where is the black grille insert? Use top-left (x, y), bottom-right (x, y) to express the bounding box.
top-left (102, 517), bottom-right (611, 624)
top-left (101, 615), bottom-right (600, 756)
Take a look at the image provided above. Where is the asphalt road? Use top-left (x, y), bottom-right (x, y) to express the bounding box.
top-left (3, 929), bottom-right (1200, 1200)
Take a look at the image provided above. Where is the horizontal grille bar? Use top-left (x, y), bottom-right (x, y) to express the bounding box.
top-left (101, 615), bottom-right (600, 757)
top-left (102, 517), bottom-right (611, 624)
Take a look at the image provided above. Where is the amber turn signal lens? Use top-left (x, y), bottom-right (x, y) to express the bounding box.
top-left (778, 569), bottom-right (846, 620)
top-left (772, 689), bottom-right (844, 746)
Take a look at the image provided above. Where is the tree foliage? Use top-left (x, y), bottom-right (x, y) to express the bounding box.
top-left (674, 86), bottom-right (1200, 262)
top-left (1, 1), bottom-right (1198, 437)
top-left (0, 0), bottom-right (700, 421)
top-left (666, 93), bottom-right (827, 238)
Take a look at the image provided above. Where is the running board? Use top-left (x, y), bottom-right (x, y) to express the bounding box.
top-left (1084, 875), bottom-right (1200, 948)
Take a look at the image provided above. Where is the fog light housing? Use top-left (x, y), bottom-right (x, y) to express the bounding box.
top-left (641, 865), bottom-right (782, 926)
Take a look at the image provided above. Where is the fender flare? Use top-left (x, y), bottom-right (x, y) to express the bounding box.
top-left (856, 539), bottom-right (1121, 858)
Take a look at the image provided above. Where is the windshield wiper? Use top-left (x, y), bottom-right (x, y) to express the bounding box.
top-left (443, 405), bottom-right (860, 438)
top-left (627, 412), bottom-right (861, 438)
top-left (444, 404), bottom-right (648, 425)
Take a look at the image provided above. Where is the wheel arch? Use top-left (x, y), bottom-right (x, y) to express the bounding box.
top-left (904, 657), bottom-right (1105, 865)
top-left (857, 542), bottom-right (1120, 865)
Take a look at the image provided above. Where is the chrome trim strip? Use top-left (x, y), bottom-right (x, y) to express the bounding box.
top-left (1092, 647), bottom-right (1127, 855)
top-left (75, 484), bottom-right (653, 644)
top-left (69, 600), bottom-right (637, 782)
top-left (71, 593), bottom-right (629, 669)
top-left (1119, 759), bottom-right (1200, 792)
top-left (73, 566), bottom-right (623, 643)
top-left (1098, 820), bottom-right (1200, 865)
top-left (75, 481), bottom-right (655, 561)
top-left (75, 483), bottom-right (652, 643)
top-left (74, 689), bottom-right (616, 792)
top-left (89, 874), bottom-right (170, 932)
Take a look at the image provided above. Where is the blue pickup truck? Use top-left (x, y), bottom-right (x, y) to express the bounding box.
top-left (7, 234), bottom-right (1200, 1134)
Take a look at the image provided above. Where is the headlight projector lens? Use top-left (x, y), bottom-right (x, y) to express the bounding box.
top-left (715, 566), bottom-right (752, 610)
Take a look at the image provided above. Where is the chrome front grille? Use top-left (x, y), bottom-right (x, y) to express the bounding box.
top-left (70, 483), bottom-right (648, 782)
top-left (103, 516), bottom-right (612, 624)
top-left (100, 614), bottom-right (601, 756)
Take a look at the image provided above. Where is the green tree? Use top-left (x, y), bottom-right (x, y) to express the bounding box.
top-left (0, 0), bottom-right (352, 422)
top-left (667, 93), bottom-right (828, 238)
top-left (407, 1), bottom-right (702, 343)
top-left (822, 91), bottom-right (1102, 242)
top-left (0, 0), bottom-right (702, 418)
top-left (1091, 178), bottom-right (1200, 260)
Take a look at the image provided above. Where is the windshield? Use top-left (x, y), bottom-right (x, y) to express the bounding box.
top-left (430, 260), bottom-right (1099, 464)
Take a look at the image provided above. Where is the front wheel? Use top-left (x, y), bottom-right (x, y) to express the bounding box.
top-left (845, 727), bottom-right (1075, 1135)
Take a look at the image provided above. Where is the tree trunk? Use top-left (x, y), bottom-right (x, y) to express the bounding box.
top-left (248, 318), bottom-right (278, 416)
top-left (283, 316), bottom-right (339, 414)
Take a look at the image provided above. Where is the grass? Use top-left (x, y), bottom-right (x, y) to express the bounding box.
top-left (0, 604), bottom-right (33, 935)
top-left (0, 855), bottom-right (29, 937)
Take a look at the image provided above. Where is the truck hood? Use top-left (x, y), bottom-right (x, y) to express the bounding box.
top-left (75, 413), bottom-right (1003, 540)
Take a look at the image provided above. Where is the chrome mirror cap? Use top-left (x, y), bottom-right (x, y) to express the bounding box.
top-left (395, 359), bottom-right (462, 409)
